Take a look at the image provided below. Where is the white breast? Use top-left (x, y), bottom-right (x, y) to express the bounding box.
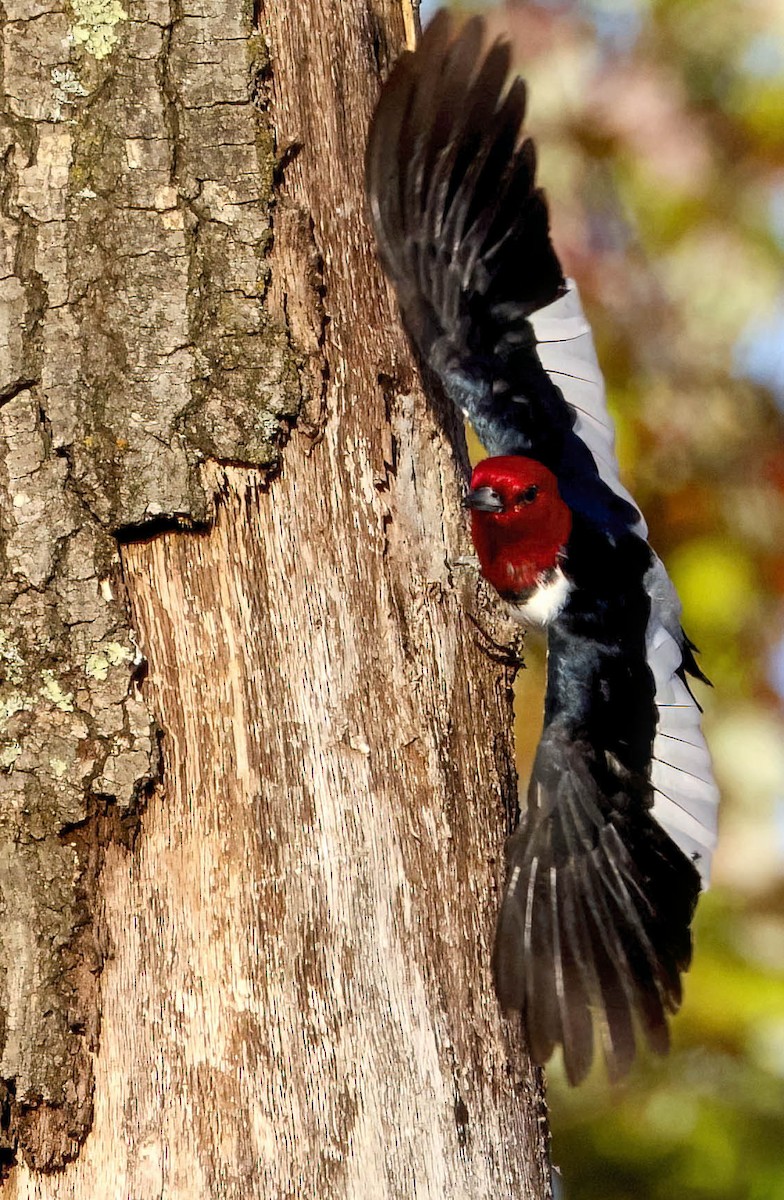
top-left (507, 567), bottom-right (572, 627)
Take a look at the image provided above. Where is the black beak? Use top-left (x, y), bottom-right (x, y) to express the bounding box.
top-left (464, 486), bottom-right (504, 513)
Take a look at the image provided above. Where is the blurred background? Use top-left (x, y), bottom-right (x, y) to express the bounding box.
top-left (422, 0), bottom-right (784, 1196)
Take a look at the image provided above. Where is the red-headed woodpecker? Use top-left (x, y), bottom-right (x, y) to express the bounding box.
top-left (365, 9), bottom-right (720, 1085)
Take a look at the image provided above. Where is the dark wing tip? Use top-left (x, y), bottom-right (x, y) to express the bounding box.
top-left (679, 630), bottom-right (712, 688)
top-left (365, 7), bottom-right (560, 308)
top-left (365, 6), bottom-right (567, 456)
top-left (365, 8), bottom-right (456, 190)
top-left (418, 5), bottom-right (456, 56)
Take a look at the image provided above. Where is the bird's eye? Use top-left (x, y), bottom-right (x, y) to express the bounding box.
top-left (515, 485), bottom-right (539, 506)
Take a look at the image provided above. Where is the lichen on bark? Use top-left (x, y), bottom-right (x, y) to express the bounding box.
top-left (0, 0), bottom-right (310, 1170)
top-left (0, 387), bottom-right (156, 1166)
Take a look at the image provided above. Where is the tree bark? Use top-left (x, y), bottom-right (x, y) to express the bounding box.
top-left (0, 0), bottom-right (551, 1195)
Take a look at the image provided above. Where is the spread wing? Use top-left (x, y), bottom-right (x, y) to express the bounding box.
top-left (494, 540), bottom-right (702, 1084)
top-left (365, 9), bottom-right (639, 535)
top-left (367, 9), bottom-right (720, 1084)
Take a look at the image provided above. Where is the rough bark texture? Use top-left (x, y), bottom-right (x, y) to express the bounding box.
top-left (0, 0), bottom-right (552, 1193)
top-left (2, 0), bottom-right (296, 1166)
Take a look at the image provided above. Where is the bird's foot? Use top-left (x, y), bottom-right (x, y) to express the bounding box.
top-left (467, 609), bottom-right (526, 668)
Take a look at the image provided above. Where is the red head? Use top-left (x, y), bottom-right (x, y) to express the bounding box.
top-left (465, 457), bottom-right (572, 600)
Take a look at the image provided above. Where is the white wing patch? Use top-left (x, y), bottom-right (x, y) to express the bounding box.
top-left (532, 282), bottom-right (719, 885)
top-left (647, 617), bottom-right (719, 886)
top-left (530, 280), bottom-right (647, 536)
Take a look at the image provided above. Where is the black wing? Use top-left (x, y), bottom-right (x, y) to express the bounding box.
top-left (365, 10), bottom-right (638, 534)
top-left (493, 528), bottom-right (701, 1083)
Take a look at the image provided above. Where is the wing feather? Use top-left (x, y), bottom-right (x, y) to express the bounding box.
top-left (644, 562), bottom-right (720, 882)
top-left (494, 736), bottom-right (699, 1083)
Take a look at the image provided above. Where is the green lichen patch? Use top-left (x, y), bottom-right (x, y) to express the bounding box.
top-left (39, 670), bottom-right (75, 714)
top-left (0, 631), bottom-right (26, 686)
top-left (85, 641), bottom-right (134, 682)
top-left (70, 0), bottom-right (127, 61)
top-left (0, 691), bottom-right (33, 730)
top-left (49, 757), bottom-right (68, 779)
top-left (0, 743), bottom-right (22, 770)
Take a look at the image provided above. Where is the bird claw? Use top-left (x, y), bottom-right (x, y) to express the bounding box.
top-left (467, 610), bottom-right (526, 667)
top-left (448, 557), bottom-right (525, 665)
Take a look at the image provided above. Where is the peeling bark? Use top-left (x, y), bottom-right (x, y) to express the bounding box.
top-left (0, 0), bottom-right (552, 1192)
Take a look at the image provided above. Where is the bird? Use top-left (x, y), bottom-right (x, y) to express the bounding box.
top-left (365, 9), bottom-right (720, 1084)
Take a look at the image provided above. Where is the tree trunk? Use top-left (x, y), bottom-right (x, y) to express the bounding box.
top-left (0, 0), bottom-right (551, 1195)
